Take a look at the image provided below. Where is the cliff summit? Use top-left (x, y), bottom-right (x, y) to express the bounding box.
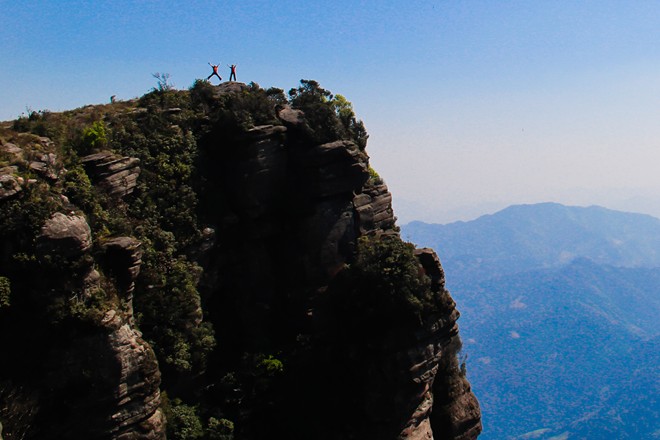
top-left (0, 79), bottom-right (480, 439)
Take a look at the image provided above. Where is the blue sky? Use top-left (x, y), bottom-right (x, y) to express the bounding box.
top-left (3, 1), bottom-right (660, 223)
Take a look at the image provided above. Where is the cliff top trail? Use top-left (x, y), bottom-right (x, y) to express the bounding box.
top-left (0, 79), bottom-right (481, 440)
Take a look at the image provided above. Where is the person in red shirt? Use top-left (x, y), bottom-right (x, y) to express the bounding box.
top-left (207, 63), bottom-right (222, 82)
top-left (228, 64), bottom-right (237, 81)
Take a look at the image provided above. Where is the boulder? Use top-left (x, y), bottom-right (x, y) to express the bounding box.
top-left (37, 212), bottom-right (92, 258)
top-left (0, 142), bottom-right (24, 162)
top-left (277, 105), bottom-right (308, 129)
top-left (302, 140), bottom-right (370, 198)
top-left (213, 81), bottom-right (248, 95)
top-left (354, 181), bottom-right (397, 235)
top-left (0, 172), bottom-right (21, 201)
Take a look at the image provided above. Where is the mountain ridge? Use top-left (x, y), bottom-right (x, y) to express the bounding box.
top-left (404, 202), bottom-right (660, 283)
top-left (402, 201), bottom-right (660, 439)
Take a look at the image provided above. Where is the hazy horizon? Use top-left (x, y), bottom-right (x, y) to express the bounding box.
top-left (3, 1), bottom-right (660, 225)
top-left (394, 187), bottom-right (660, 225)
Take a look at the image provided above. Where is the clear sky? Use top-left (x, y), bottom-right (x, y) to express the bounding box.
top-left (3, 1), bottom-right (660, 224)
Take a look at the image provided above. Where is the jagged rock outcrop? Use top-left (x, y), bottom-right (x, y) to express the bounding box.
top-left (214, 81), bottom-right (249, 95)
top-left (1, 136), bottom-right (61, 200)
top-left (354, 181), bottom-right (397, 235)
top-left (415, 249), bottom-right (482, 439)
top-left (200, 108), bottom-right (481, 439)
top-left (29, 152), bottom-right (60, 181)
top-left (0, 211), bottom-right (163, 439)
top-left (1, 142), bottom-right (23, 162)
top-left (81, 151), bottom-right (140, 198)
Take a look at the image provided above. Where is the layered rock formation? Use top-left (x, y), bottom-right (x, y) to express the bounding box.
top-left (81, 151), bottom-right (140, 198)
top-left (0, 140), bottom-right (163, 439)
top-left (0, 135), bottom-right (52, 201)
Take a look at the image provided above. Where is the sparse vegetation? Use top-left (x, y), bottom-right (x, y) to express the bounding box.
top-left (368, 166), bottom-right (383, 184)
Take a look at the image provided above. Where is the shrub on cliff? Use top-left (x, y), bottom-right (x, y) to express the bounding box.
top-left (0, 182), bottom-right (61, 253)
top-left (81, 120), bottom-right (107, 152)
top-left (190, 80), bottom-right (283, 132)
top-left (207, 417), bottom-right (234, 440)
top-left (135, 249), bottom-right (215, 374)
top-left (11, 109), bottom-right (54, 137)
top-left (139, 73), bottom-right (189, 110)
top-left (331, 93), bottom-right (368, 149)
top-left (289, 79), bottom-right (368, 149)
top-left (328, 235), bottom-right (433, 331)
top-left (106, 93), bottom-right (215, 378)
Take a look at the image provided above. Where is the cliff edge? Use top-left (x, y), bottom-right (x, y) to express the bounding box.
top-left (0, 80), bottom-right (480, 439)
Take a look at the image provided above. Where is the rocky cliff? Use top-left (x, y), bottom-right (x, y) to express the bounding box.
top-left (0, 80), bottom-right (480, 439)
top-left (0, 133), bottom-right (163, 439)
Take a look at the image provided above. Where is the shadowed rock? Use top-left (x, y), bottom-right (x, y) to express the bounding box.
top-left (81, 151), bottom-right (141, 198)
top-left (101, 237), bottom-right (143, 325)
top-left (37, 212), bottom-right (92, 258)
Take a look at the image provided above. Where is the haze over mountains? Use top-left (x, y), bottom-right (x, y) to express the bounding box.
top-left (402, 203), bottom-right (660, 439)
top-left (404, 202), bottom-right (660, 281)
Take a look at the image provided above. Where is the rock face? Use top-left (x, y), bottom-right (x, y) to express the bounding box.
top-left (198, 110), bottom-right (481, 439)
top-left (81, 151), bottom-right (141, 198)
top-left (0, 208), bottom-right (163, 439)
top-left (101, 236), bottom-right (143, 326)
top-left (415, 249), bottom-right (482, 440)
top-left (37, 212), bottom-right (93, 257)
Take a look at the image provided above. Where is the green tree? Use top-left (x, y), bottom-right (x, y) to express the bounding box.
top-left (329, 235), bottom-right (434, 329)
top-left (289, 80), bottom-right (368, 148)
top-left (332, 94), bottom-right (368, 149)
top-left (135, 257), bottom-right (215, 374)
top-left (207, 417), bottom-right (234, 440)
top-left (81, 120), bottom-right (107, 151)
top-left (164, 397), bottom-right (204, 440)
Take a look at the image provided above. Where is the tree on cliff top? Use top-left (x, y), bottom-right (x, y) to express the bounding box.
top-left (289, 80), bottom-right (368, 149)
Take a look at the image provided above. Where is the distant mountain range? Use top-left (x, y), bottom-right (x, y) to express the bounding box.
top-left (404, 202), bottom-right (660, 282)
top-left (402, 203), bottom-right (660, 439)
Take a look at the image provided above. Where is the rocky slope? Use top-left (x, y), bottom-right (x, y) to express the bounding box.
top-left (0, 81), bottom-right (480, 439)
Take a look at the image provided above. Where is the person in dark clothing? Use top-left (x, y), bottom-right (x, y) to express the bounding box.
top-left (207, 63), bottom-right (222, 82)
top-left (228, 64), bottom-right (237, 81)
